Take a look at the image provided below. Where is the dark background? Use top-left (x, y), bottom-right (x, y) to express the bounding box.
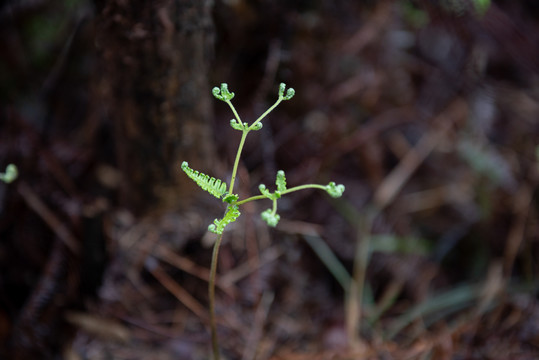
top-left (1, 0), bottom-right (538, 359)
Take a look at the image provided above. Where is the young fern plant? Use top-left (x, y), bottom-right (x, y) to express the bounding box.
top-left (182, 83), bottom-right (344, 233)
top-left (181, 83), bottom-right (344, 360)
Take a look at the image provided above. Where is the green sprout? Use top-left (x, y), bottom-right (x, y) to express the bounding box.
top-left (0, 164), bottom-right (18, 184)
top-left (183, 83), bottom-right (344, 234)
top-left (181, 83), bottom-right (344, 360)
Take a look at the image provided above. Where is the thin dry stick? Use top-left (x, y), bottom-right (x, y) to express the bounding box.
top-left (155, 243), bottom-right (211, 280)
top-left (154, 243), bottom-right (236, 297)
top-left (146, 260), bottom-right (208, 321)
top-left (502, 184), bottom-right (533, 277)
top-left (17, 182), bottom-right (80, 254)
top-left (346, 208), bottom-right (376, 350)
top-left (242, 291), bottom-right (274, 360)
top-left (373, 99), bottom-right (466, 209)
top-left (220, 246), bottom-right (283, 286)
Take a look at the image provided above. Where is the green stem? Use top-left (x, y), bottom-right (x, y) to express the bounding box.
top-left (249, 97), bottom-right (283, 130)
top-left (209, 232), bottom-right (224, 360)
top-left (236, 194), bottom-right (267, 205)
top-left (282, 184), bottom-right (326, 194)
top-left (228, 130), bottom-right (249, 194)
top-left (227, 95), bottom-right (286, 193)
top-left (225, 99), bottom-right (242, 127)
top-left (271, 198), bottom-right (278, 215)
top-left (237, 184), bottom-right (327, 205)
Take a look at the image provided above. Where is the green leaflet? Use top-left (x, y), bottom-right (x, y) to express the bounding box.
top-left (258, 170), bottom-right (287, 200)
top-left (209, 204), bottom-right (241, 234)
top-left (276, 170), bottom-right (287, 192)
top-left (181, 161), bottom-right (228, 200)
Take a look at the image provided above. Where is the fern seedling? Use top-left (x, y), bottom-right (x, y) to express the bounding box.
top-left (181, 83), bottom-right (344, 360)
top-left (0, 164), bottom-right (17, 184)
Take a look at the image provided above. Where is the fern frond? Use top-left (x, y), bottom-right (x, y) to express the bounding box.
top-left (181, 161), bottom-right (228, 199)
top-left (208, 204), bottom-right (241, 234)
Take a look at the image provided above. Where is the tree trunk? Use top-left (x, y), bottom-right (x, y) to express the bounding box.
top-left (94, 0), bottom-right (216, 213)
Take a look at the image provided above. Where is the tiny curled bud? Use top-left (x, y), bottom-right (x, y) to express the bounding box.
top-left (261, 209), bottom-right (280, 227)
top-left (212, 83), bottom-right (235, 101)
top-left (251, 122), bottom-right (263, 131)
top-left (230, 119), bottom-right (244, 130)
top-left (259, 184), bottom-right (270, 197)
top-left (284, 88), bottom-right (295, 100)
top-left (278, 83), bottom-right (295, 100)
top-left (325, 182), bottom-right (345, 198)
top-left (222, 193), bottom-right (239, 204)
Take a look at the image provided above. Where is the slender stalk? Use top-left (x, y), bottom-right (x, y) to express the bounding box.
top-left (228, 130), bottom-right (249, 193)
top-left (237, 184), bottom-right (327, 205)
top-left (225, 99), bottom-right (242, 127)
top-left (249, 97), bottom-right (283, 130)
top-left (236, 194), bottom-right (267, 205)
top-left (209, 232), bottom-right (224, 360)
top-left (282, 184), bottom-right (327, 194)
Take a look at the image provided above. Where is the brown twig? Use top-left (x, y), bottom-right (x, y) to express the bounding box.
top-left (145, 259), bottom-right (208, 321)
top-left (373, 99), bottom-right (467, 210)
top-left (17, 182), bottom-right (80, 254)
top-left (242, 291), bottom-right (274, 360)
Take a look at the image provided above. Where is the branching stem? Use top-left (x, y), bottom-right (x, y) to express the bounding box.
top-left (237, 184), bottom-right (328, 205)
top-left (249, 97), bottom-right (284, 130)
top-left (229, 130), bottom-right (248, 193)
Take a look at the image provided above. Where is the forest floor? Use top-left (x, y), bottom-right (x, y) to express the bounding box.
top-left (1, 1), bottom-right (539, 359)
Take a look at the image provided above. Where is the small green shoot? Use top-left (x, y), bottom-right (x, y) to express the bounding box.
top-left (183, 83), bottom-right (344, 234)
top-left (0, 164), bottom-right (18, 184)
top-left (181, 83), bottom-right (344, 360)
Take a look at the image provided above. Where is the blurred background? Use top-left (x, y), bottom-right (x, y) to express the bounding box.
top-left (1, 0), bottom-right (538, 359)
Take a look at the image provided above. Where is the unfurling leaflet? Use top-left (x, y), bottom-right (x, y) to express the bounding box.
top-left (275, 170), bottom-right (287, 192)
top-left (209, 204), bottom-right (241, 234)
top-left (181, 162), bottom-right (228, 200)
